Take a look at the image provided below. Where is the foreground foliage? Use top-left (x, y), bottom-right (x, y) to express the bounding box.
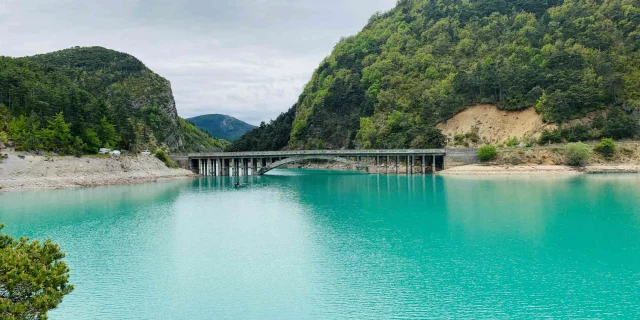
top-left (231, 0), bottom-right (640, 151)
top-left (0, 225), bottom-right (73, 319)
top-left (564, 142), bottom-right (591, 166)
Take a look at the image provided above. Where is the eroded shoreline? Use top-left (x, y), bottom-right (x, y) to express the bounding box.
top-left (0, 153), bottom-right (196, 193)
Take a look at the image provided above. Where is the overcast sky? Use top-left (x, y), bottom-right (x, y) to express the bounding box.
top-left (0, 0), bottom-right (397, 125)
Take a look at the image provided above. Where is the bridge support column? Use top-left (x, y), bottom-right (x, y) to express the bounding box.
top-left (235, 159), bottom-right (239, 176)
top-left (409, 156), bottom-right (413, 175)
top-left (422, 155), bottom-right (426, 174)
top-left (406, 156), bottom-right (409, 175)
top-left (396, 156), bottom-right (399, 174)
top-left (386, 156), bottom-right (390, 174)
top-left (432, 155), bottom-right (436, 173)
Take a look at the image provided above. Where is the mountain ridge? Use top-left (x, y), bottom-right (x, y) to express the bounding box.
top-left (0, 46), bottom-right (227, 154)
top-left (187, 114), bottom-right (255, 142)
top-left (230, 0), bottom-right (640, 151)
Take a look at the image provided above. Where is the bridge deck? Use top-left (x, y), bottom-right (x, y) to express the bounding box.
top-left (176, 149), bottom-right (448, 159)
top-left (169, 149), bottom-right (477, 176)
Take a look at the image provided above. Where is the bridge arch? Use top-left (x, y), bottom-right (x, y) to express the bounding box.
top-left (258, 155), bottom-right (368, 175)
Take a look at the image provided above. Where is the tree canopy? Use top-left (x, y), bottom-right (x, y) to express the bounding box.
top-left (230, 0), bottom-right (640, 151)
top-left (0, 47), bottom-right (226, 154)
top-left (0, 225), bottom-right (73, 320)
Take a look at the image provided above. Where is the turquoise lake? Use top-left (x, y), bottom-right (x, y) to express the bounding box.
top-left (1, 170), bottom-right (640, 318)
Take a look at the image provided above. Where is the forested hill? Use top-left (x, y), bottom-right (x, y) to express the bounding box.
top-left (188, 114), bottom-right (256, 141)
top-left (229, 0), bottom-right (640, 151)
top-left (0, 46), bottom-right (226, 154)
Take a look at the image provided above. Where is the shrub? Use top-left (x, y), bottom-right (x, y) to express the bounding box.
top-left (477, 144), bottom-right (497, 162)
top-left (593, 138), bottom-right (616, 159)
top-left (155, 149), bottom-right (178, 168)
top-left (506, 136), bottom-right (519, 147)
top-left (464, 131), bottom-right (480, 143)
top-left (454, 133), bottom-right (465, 145)
top-left (564, 142), bottom-right (590, 166)
top-left (0, 130), bottom-right (7, 146)
top-left (561, 124), bottom-right (590, 142)
top-left (603, 108), bottom-right (638, 139)
top-left (538, 129), bottom-right (562, 145)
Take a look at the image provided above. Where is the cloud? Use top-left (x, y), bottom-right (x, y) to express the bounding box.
top-left (0, 0), bottom-right (396, 125)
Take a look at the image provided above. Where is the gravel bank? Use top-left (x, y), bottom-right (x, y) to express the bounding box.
top-left (0, 152), bottom-right (196, 193)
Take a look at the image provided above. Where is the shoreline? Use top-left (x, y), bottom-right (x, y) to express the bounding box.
top-left (2, 152), bottom-right (639, 193)
top-left (0, 153), bottom-right (197, 193)
top-left (281, 161), bottom-right (640, 176)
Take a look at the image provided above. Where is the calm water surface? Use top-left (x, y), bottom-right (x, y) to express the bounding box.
top-left (1, 170), bottom-right (640, 318)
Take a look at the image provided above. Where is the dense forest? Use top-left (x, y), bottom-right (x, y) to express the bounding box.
top-left (226, 107), bottom-right (296, 152)
top-left (229, 0), bottom-right (640, 151)
top-left (0, 47), bottom-right (226, 155)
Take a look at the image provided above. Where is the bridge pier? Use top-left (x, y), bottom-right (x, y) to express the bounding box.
top-left (180, 149), bottom-right (459, 177)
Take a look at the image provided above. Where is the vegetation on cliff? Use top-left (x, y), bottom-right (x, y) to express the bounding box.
top-left (226, 107), bottom-right (296, 152)
top-left (188, 114), bottom-right (255, 141)
top-left (231, 0), bottom-right (640, 151)
top-left (0, 47), bottom-right (225, 154)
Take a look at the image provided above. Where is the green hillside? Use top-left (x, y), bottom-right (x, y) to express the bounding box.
top-left (230, 0), bottom-right (640, 151)
top-left (188, 114), bottom-right (255, 141)
top-left (0, 46), bottom-right (226, 154)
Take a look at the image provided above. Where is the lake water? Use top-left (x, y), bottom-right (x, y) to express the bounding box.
top-left (1, 170), bottom-right (640, 318)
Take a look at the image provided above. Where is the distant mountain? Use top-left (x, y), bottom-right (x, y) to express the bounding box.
top-left (188, 114), bottom-right (256, 141)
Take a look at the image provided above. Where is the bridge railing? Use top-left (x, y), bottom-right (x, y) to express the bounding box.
top-left (176, 149), bottom-right (448, 158)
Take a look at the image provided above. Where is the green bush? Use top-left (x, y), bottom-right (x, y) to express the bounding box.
top-left (0, 130), bottom-right (8, 146)
top-left (593, 138), bottom-right (616, 159)
top-left (454, 133), bottom-right (465, 145)
top-left (464, 131), bottom-right (480, 144)
top-left (561, 124), bottom-right (591, 142)
top-left (564, 142), bottom-right (590, 166)
top-left (538, 129), bottom-right (562, 145)
top-left (603, 108), bottom-right (638, 139)
top-left (506, 136), bottom-right (519, 147)
top-left (155, 149), bottom-right (178, 168)
top-left (477, 145), bottom-right (497, 162)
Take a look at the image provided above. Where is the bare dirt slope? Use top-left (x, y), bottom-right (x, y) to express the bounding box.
top-left (437, 105), bottom-right (549, 146)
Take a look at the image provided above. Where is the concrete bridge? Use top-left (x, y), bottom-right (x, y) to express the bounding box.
top-left (171, 149), bottom-right (477, 176)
